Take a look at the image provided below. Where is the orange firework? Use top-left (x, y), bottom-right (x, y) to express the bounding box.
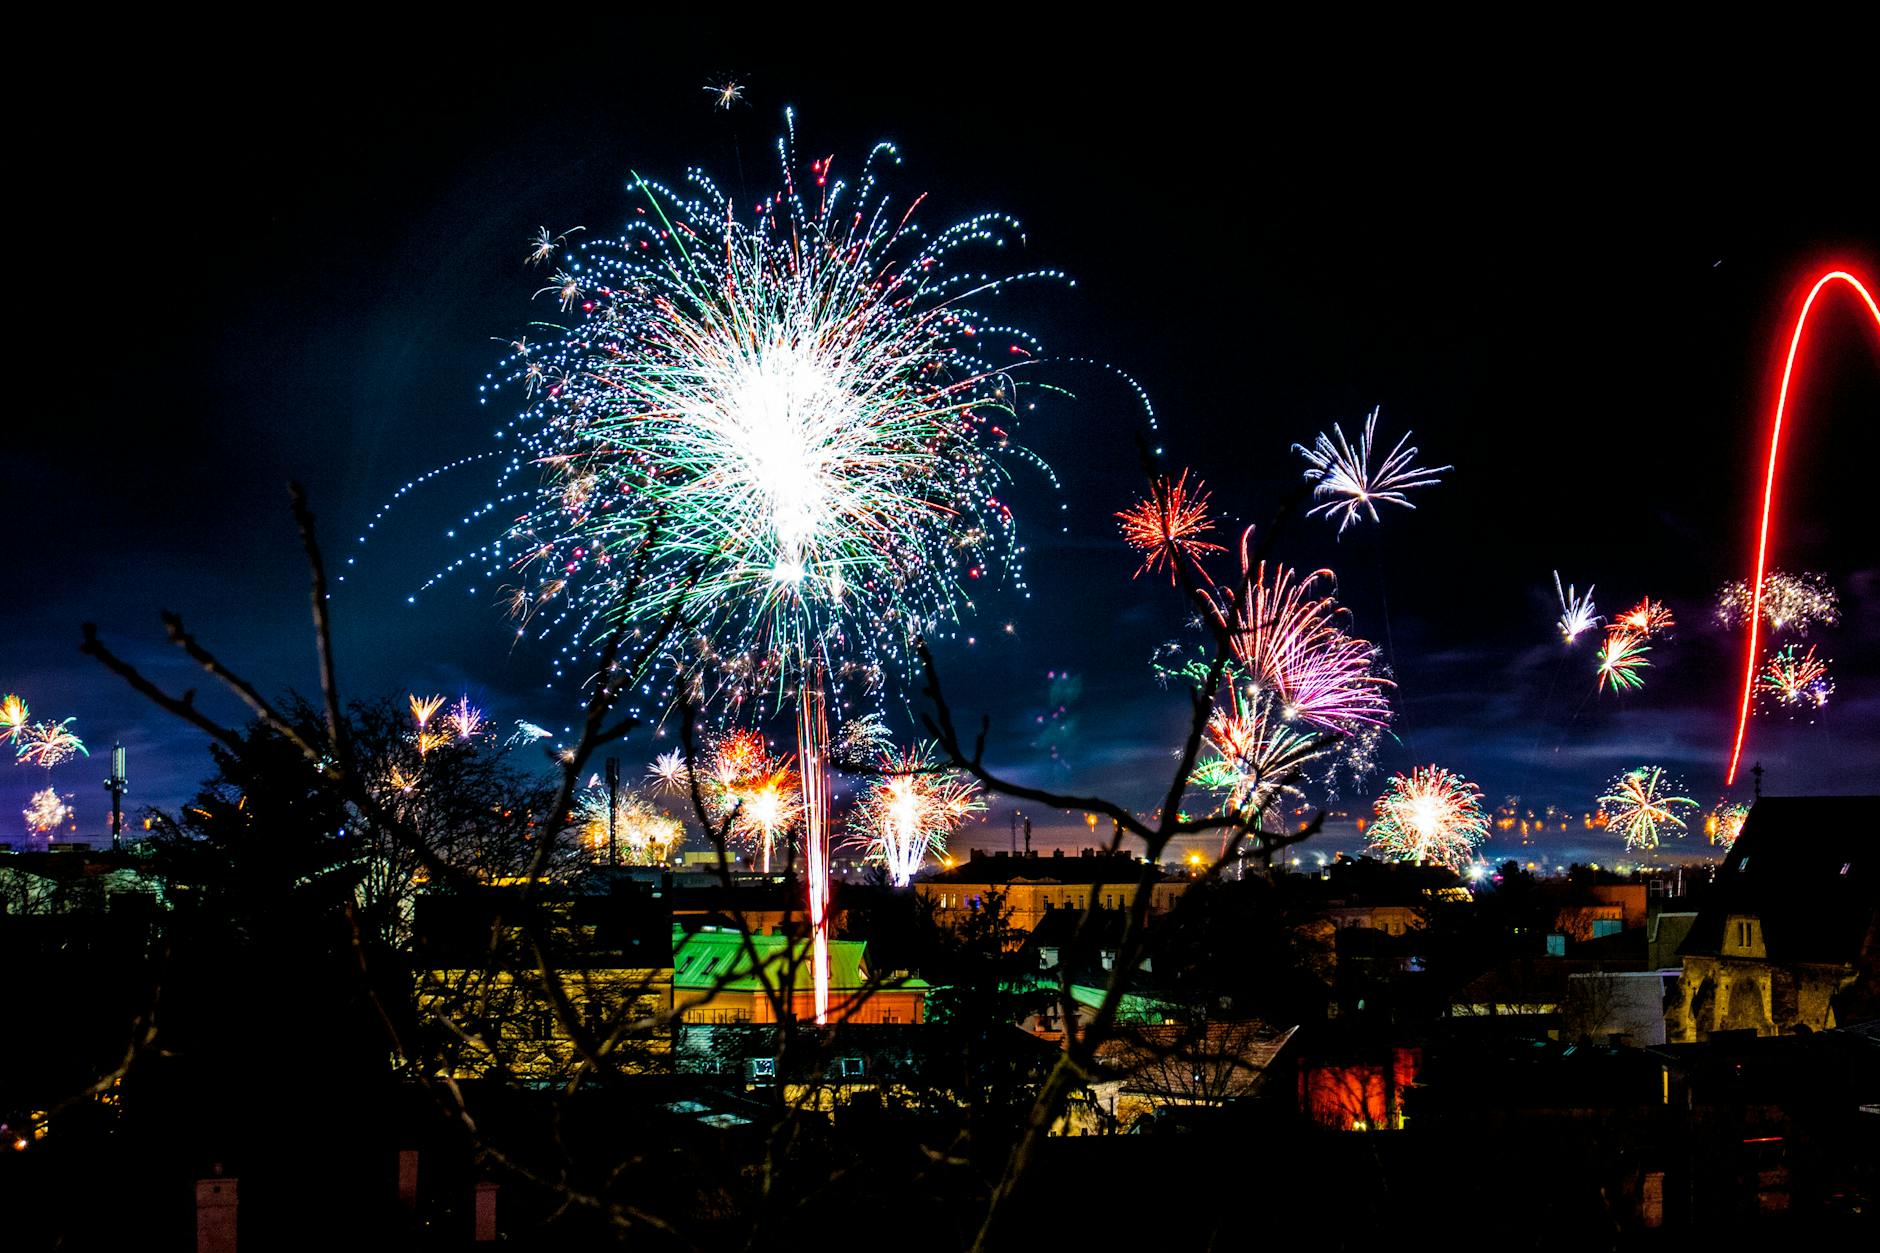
top-left (1613, 596), bottom-right (1674, 637)
top-left (1116, 470), bottom-right (1225, 583)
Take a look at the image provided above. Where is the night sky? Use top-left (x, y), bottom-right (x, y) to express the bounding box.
top-left (7, 35), bottom-right (1876, 866)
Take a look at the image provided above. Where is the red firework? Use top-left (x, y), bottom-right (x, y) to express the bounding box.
top-left (1116, 470), bottom-right (1225, 583)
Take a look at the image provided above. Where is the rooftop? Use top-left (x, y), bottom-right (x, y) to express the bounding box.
top-left (1679, 795), bottom-right (1878, 965)
top-left (926, 848), bottom-right (1163, 886)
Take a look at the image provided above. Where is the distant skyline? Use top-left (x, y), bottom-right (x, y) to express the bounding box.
top-left (6, 40), bottom-right (1876, 867)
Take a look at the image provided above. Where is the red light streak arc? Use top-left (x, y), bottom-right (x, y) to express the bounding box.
top-left (1726, 269), bottom-right (1880, 785)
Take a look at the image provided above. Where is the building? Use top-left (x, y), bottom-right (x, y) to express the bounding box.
top-left (1553, 881), bottom-right (1647, 941)
top-left (672, 925), bottom-right (927, 1025)
top-left (916, 848), bottom-right (1187, 932)
top-left (1665, 796), bottom-right (1878, 1042)
top-left (1087, 1020), bottom-right (1297, 1129)
top-left (414, 881), bottom-right (675, 1081)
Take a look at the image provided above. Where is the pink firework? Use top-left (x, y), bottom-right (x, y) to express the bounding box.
top-left (1228, 539), bottom-right (1392, 733)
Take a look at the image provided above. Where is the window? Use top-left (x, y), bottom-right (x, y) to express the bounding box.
top-left (880, 1010), bottom-right (899, 1025)
top-left (839, 1057), bottom-right (866, 1078)
top-left (1736, 920), bottom-right (1753, 948)
top-left (749, 1058), bottom-right (776, 1081)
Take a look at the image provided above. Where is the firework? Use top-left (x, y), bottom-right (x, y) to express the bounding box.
top-left (408, 693), bottom-right (446, 757)
top-left (456, 117), bottom-right (1062, 709)
top-left (646, 748), bottom-right (690, 794)
top-left (1230, 547), bottom-right (1392, 733)
top-left (680, 729), bottom-right (802, 872)
top-left (1755, 643), bottom-right (1832, 711)
top-left (1705, 802), bottom-right (1749, 851)
top-left (445, 695), bottom-right (487, 741)
top-left (23, 787), bottom-right (72, 834)
top-left (832, 711), bottom-right (891, 764)
top-left (1193, 682), bottom-right (1322, 823)
top-left (1725, 271), bottom-right (1878, 786)
top-left (1554, 572), bottom-right (1599, 643)
top-left (0, 694), bottom-right (28, 746)
top-left (1716, 570), bottom-right (1839, 635)
top-left (1612, 596), bottom-right (1674, 637)
top-left (443, 117), bottom-right (1077, 1022)
top-left (1293, 407), bottom-right (1451, 535)
top-left (704, 80), bottom-right (745, 110)
top-left (505, 720), bottom-right (552, 749)
top-left (4, 696), bottom-right (88, 769)
top-left (1367, 765), bottom-right (1488, 871)
top-left (1598, 767), bottom-right (1696, 851)
top-left (1116, 470), bottom-right (1224, 583)
top-left (524, 225), bottom-right (583, 267)
top-left (1596, 628), bottom-right (1651, 692)
top-left (576, 785), bottom-right (683, 865)
top-left (845, 743), bottom-right (983, 886)
top-left (16, 718), bottom-right (87, 769)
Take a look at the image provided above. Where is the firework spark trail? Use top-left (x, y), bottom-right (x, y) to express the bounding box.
top-left (431, 118), bottom-right (1091, 1020)
top-left (1598, 767), bottom-right (1696, 851)
top-left (1716, 570), bottom-right (1839, 635)
top-left (1116, 470), bottom-right (1225, 584)
top-left (1293, 407), bottom-right (1451, 535)
top-left (23, 787), bottom-right (72, 834)
top-left (576, 783), bottom-right (683, 865)
top-left (1143, 499), bottom-right (1393, 848)
top-left (844, 742), bottom-right (983, 886)
top-left (0, 695), bottom-right (28, 746)
top-left (1596, 628), bottom-right (1652, 692)
top-left (4, 696), bottom-right (88, 769)
top-left (1705, 802), bottom-right (1749, 851)
top-left (446, 696), bottom-right (486, 741)
top-left (15, 719), bottom-right (87, 769)
top-left (1553, 572), bottom-right (1599, 643)
top-left (446, 116), bottom-right (1073, 715)
top-left (1193, 684), bottom-right (1321, 824)
top-left (671, 728), bottom-right (803, 872)
top-left (1727, 269), bottom-right (1879, 786)
top-left (1613, 597), bottom-right (1674, 637)
top-left (1229, 543), bottom-right (1392, 734)
top-left (409, 693), bottom-right (447, 757)
top-left (1755, 643), bottom-right (1832, 711)
top-left (646, 748), bottom-right (690, 794)
top-left (1367, 765), bottom-right (1487, 871)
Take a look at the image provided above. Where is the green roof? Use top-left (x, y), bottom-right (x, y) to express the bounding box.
top-left (1068, 983), bottom-right (1174, 1024)
top-left (672, 925), bottom-right (927, 993)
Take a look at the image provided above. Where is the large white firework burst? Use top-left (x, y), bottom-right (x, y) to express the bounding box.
top-left (1293, 407), bottom-right (1451, 535)
top-left (1367, 765), bottom-right (1488, 871)
top-left (1553, 571), bottom-right (1600, 643)
top-left (422, 111), bottom-right (1080, 719)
